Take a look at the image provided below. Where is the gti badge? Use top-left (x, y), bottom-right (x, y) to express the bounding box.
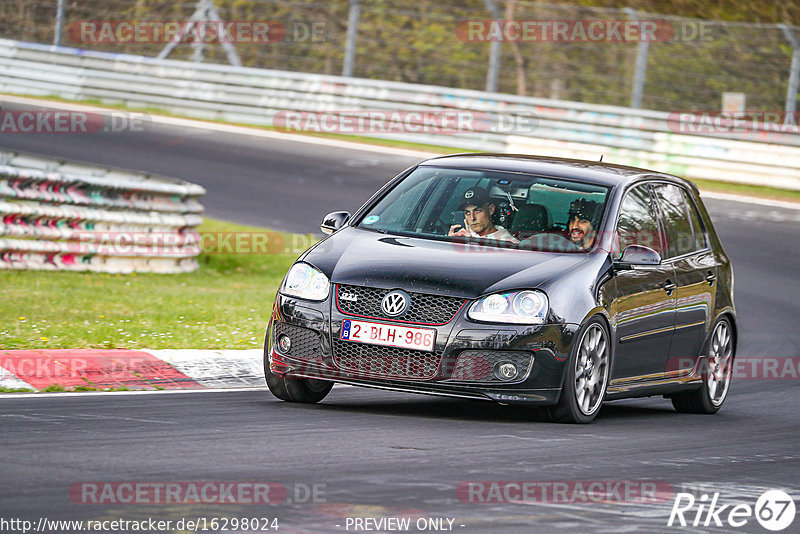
top-left (381, 290), bottom-right (410, 317)
top-left (340, 292), bottom-right (359, 302)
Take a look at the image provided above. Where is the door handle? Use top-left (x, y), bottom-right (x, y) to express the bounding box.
top-left (706, 271), bottom-right (716, 286)
top-left (663, 279), bottom-right (676, 295)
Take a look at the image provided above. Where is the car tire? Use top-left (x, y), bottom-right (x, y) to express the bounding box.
top-left (264, 356), bottom-right (292, 401)
top-left (285, 376), bottom-right (334, 403)
top-left (263, 329), bottom-right (333, 404)
top-left (671, 317), bottom-right (734, 414)
top-left (265, 357), bottom-right (333, 403)
top-left (548, 317), bottom-right (610, 424)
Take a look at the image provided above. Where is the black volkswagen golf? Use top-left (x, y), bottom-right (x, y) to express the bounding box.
top-left (264, 154), bottom-right (736, 423)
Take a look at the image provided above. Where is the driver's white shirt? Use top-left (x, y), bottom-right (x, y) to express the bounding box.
top-left (467, 225), bottom-right (519, 244)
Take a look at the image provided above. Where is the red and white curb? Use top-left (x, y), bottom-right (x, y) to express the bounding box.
top-left (0, 349), bottom-right (264, 391)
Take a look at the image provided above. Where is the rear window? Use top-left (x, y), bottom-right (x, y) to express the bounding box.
top-left (653, 183), bottom-right (704, 258)
top-left (682, 188), bottom-right (708, 251)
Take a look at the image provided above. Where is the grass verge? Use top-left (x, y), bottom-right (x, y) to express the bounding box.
top-left (0, 218), bottom-right (311, 350)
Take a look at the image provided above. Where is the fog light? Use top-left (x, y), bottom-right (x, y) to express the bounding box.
top-left (277, 334), bottom-right (291, 353)
top-left (495, 362), bottom-right (518, 381)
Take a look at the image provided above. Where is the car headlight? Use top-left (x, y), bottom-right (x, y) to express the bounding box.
top-left (281, 263), bottom-right (330, 301)
top-left (468, 290), bottom-right (548, 324)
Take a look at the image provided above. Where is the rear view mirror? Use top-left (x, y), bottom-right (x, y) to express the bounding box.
top-left (320, 211), bottom-right (351, 235)
top-left (614, 245), bottom-right (662, 270)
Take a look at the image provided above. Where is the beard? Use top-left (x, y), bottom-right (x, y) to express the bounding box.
top-left (572, 230), bottom-right (596, 249)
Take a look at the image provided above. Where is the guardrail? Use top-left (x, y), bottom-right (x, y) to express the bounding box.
top-left (1, 38), bottom-right (799, 190)
top-left (0, 150), bottom-right (205, 273)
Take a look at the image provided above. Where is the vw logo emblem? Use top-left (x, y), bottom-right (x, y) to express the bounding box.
top-left (381, 290), bottom-right (410, 317)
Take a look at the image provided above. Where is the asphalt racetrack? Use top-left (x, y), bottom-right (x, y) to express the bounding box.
top-left (1, 100), bottom-right (799, 533)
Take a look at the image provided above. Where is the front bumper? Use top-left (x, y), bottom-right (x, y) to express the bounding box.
top-left (266, 293), bottom-right (580, 406)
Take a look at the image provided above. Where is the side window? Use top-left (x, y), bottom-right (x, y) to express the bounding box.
top-left (653, 183), bottom-right (697, 258)
top-left (616, 184), bottom-right (662, 256)
top-left (373, 176), bottom-right (436, 231)
top-left (681, 188), bottom-right (708, 251)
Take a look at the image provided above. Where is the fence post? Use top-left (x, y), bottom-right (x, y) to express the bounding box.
top-left (157, 0), bottom-right (242, 66)
top-left (53, 0), bottom-right (66, 47)
top-left (342, 0), bottom-right (361, 77)
top-left (779, 25), bottom-right (800, 114)
top-left (624, 8), bottom-right (649, 109)
top-left (483, 0), bottom-right (501, 93)
top-left (190, 0), bottom-right (209, 63)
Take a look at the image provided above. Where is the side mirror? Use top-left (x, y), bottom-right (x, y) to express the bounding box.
top-left (613, 245), bottom-right (662, 270)
top-left (320, 211), bottom-right (351, 235)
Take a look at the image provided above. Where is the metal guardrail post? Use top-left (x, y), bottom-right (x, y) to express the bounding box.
top-left (53, 0), bottom-right (66, 47)
top-left (483, 0), bottom-right (501, 93)
top-left (625, 8), bottom-right (649, 109)
top-left (779, 25), bottom-right (800, 114)
top-left (342, 0), bottom-right (361, 77)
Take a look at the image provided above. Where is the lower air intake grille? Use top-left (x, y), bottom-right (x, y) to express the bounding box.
top-left (449, 350), bottom-right (534, 383)
top-left (332, 339), bottom-right (442, 379)
top-left (273, 322), bottom-right (324, 364)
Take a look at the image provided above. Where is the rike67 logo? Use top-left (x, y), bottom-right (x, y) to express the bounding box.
top-left (668, 489), bottom-right (796, 531)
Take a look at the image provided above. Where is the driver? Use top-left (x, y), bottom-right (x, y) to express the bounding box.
top-left (448, 187), bottom-right (519, 243)
top-left (567, 198), bottom-right (602, 250)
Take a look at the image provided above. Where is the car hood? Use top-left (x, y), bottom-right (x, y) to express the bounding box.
top-left (302, 227), bottom-right (592, 299)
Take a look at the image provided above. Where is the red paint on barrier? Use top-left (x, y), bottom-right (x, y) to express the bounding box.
top-left (0, 349), bottom-right (202, 390)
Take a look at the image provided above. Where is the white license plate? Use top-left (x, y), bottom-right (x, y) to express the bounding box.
top-left (340, 319), bottom-right (436, 352)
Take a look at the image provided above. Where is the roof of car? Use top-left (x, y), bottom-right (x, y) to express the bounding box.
top-left (419, 153), bottom-right (692, 189)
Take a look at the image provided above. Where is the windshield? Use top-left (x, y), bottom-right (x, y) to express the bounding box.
top-left (357, 166), bottom-right (610, 252)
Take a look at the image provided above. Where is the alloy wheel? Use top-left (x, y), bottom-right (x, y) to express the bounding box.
top-left (706, 321), bottom-right (733, 406)
top-left (574, 324), bottom-right (609, 415)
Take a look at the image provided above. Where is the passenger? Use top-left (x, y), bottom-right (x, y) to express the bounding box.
top-left (567, 198), bottom-right (601, 250)
top-left (448, 187), bottom-right (519, 243)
